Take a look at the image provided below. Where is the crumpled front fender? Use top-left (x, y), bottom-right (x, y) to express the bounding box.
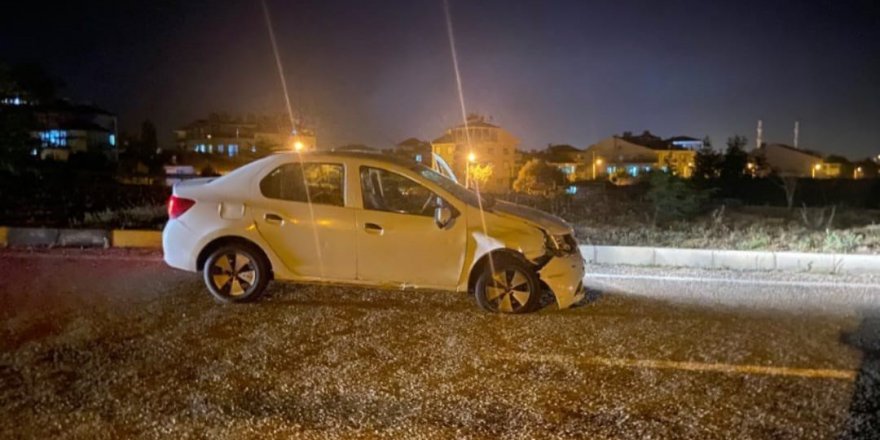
top-left (539, 252), bottom-right (586, 309)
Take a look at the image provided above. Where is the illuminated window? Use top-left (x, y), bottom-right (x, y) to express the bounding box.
top-left (261, 163), bottom-right (345, 207)
top-left (109, 134), bottom-right (116, 146)
top-left (414, 153), bottom-right (423, 163)
top-left (360, 166), bottom-right (439, 217)
top-left (1, 96), bottom-right (26, 106)
top-left (39, 130), bottom-right (68, 147)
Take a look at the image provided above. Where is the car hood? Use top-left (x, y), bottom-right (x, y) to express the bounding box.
top-left (491, 200), bottom-right (573, 235)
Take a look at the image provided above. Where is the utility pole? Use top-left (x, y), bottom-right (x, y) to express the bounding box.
top-left (756, 120), bottom-right (763, 150)
top-left (794, 120), bottom-right (800, 148)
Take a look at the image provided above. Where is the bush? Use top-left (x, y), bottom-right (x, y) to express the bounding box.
top-left (512, 159), bottom-right (566, 195)
top-left (646, 172), bottom-right (710, 224)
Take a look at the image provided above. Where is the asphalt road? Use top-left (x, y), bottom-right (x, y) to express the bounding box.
top-left (1, 248), bottom-right (879, 439)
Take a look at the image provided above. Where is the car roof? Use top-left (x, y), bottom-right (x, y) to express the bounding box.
top-left (270, 150), bottom-right (422, 169)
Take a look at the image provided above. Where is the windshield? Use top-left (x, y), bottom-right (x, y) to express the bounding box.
top-left (415, 166), bottom-right (491, 209)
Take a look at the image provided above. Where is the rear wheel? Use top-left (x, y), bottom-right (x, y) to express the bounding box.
top-left (203, 244), bottom-right (270, 303)
top-left (474, 255), bottom-right (541, 314)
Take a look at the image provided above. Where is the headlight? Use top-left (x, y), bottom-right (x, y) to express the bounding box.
top-left (545, 232), bottom-right (576, 256)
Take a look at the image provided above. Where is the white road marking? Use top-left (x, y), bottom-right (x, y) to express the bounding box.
top-left (585, 272), bottom-right (880, 290)
top-left (493, 353), bottom-right (856, 381)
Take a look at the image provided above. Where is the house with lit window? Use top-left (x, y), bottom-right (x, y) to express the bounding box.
top-left (174, 113), bottom-right (316, 158)
top-left (392, 138), bottom-right (433, 166)
top-left (27, 102), bottom-right (118, 161)
top-left (430, 114), bottom-right (519, 193)
top-left (582, 131), bottom-right (697, 181)
top-left (666, 136), bottom-right (704, 150)
top-left (0, 95), bottom-right (118, 161)
top-left (542, 144), bottom-right (588, 182)
top-left (756, 143), bottom-right (840, 178)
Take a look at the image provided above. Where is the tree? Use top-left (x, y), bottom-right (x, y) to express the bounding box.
top-left (720, 135), bottom-right (748, 179)
top-left (646, 171), bottom-right (710, 225)
top-left (468, 163), bottom-right (493, 189)
top-left (0, 109), bottom-right (38, 170)
top-left (692, 136), bottom-right (722, 183)
top-left (512, 159), bottom-right (566, 195)
top-left (719, 135), bottom-right (749, 196)
top-left (774, 175), bottom-right (799, 210)
top-left (2, 63), bottom-right (62, 104)
top-left (0, 63), bottom-right (57, 170)
top-left (140, 120), bottom-right (158, 155)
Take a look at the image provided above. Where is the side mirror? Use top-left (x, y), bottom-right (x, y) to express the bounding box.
top-left (434, 199), bottom-right (455, 229)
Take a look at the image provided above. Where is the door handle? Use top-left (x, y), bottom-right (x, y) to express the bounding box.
top-left (364, 222), bottom-right (384, 235)
top-left (264, 213), bottom-right (283, 224)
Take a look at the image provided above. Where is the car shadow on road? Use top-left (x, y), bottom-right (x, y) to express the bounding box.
top-left (263, 284), bottom-right (471, 312)
top-left (839, 312), bottom-right (880, 439)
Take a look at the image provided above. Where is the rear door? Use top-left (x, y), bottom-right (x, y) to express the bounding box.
top-left (253, 161), bottom-right (357, 281)
top-left (354, 165), bottom-right (466, 289)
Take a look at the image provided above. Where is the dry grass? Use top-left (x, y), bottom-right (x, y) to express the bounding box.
top-left (573, 205), bottom-right (880, 254)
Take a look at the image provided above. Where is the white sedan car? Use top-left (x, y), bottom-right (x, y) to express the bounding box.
top-left (163, 151), bottom-right (585, 313)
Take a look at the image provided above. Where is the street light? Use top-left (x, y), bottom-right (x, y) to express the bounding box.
top-left (812, 163), bottom-right (822, 179)
top-left (293, 140), bottom-right (304, 152)
top-left (467, 152), bottom-right (476, 189)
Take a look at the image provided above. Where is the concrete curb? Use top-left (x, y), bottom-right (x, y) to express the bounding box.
top-left (0, 227), bottom-right (159, 249)
top-left (7, 227), bottom-right (61, 247)
top-left (1, 226), bottom-right (878, 274)
top-left (580, 245), bottom-right (880, 275)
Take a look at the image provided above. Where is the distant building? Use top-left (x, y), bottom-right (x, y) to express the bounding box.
top-left (583, 130), bottom-right (697, 180)
top-left (542, 145), bottom-right (588, 182)
top-left (393, 138), bottom-right (433, 166)
top-left (0, 98), bottom-right (118, 161)
top-left (174, 113), bottom-right (315, 158)
top-left (163, 165), bottom-right (196, 186)
top-left (757, 143), bottom-right (840, 178)
top-left (431, 114), bottom-right (518, 193)
top-left (667, 136), bottom-right (704, 150)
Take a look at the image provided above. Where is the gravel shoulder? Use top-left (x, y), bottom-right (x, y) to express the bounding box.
top-left (1, 250), bottom-right (878, 438)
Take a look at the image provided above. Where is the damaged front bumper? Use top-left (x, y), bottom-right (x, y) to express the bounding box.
top-left (538, 250), bottom-right (586, 309)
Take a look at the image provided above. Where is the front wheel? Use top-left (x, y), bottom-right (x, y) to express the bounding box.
top-left (474, 255), bottom-right (542, 314)
top-left (203, 244), bottom-right (270, 303)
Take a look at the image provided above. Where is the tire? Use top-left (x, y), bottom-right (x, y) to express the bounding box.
top-left (474, 254), bottom-right (542, 314)
top-left (202, 244), bottom-right (271, 303)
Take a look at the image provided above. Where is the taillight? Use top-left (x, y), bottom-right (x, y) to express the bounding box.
top-left (168, 195), bottom-right (196, 219)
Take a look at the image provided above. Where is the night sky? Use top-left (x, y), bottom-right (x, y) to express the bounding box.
top-left (2, 0), bottom-right (879, 158)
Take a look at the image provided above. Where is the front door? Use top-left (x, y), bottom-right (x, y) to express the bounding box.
top-left (254, 162), bottom-right (357, 281)
top-left (355, 166), bottom-right (466, 289)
